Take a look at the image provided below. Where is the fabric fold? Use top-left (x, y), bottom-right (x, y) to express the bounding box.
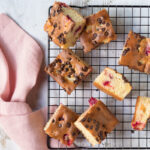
top-left (0, 14), bottom-right (47, 150)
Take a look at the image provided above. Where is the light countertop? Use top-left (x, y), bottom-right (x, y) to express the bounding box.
top-left (0, 0), bottom-right (149, 150)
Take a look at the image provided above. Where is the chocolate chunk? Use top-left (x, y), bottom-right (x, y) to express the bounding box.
top-left (57, 7), bottom-right (62, 14)
top-left (79, 72), bottom-right (84, 79)
top-left (52, 119), bottom-right (55, 123)
top-left (81, 117), bottom-right (86, 122)
top-left (97, 18), bottom-right (102, 24)
top-left (96, 107), bottom-right (100, 111)
top-left (102, 124), bottom-right (106, 128)
top-left (101, 28), bottom-right (105, 32)
top-left (66, 122), bottom-right (71, 128)
top-left (93, 119), bottom-right (96, 123)
top-left (63, 38), bottom-right (66, 44)
top-left (90, 125), bottom-right (93, 130)
top-left (92, 40), bottom-right (98, 45)
top-left (92, 33), bottom-right (97, 40)
top-left (57, 33), bottom-right (64, 43)
top-left (137, 61), bottom-right (142, 66)
top-left (71, 68), bottom-right (75, 73)
top-left (87, 117), bottom-right (92, 122)
top-left (104, 31), bottom-right (109, 36)
top-left (61, 64), bottom-right (65, 70)
top-left (67, 57), bottom-right (72, 61)
top-left (74, 76), bottom-right (80, 84)
top-left (58, 117), bottom-right (64, 121)
top-left (82, 66), bottom-right (88, 72)
top-left (98, 131), bottom-right (104, 140)
top-left (57, 59), bottom-right (62, 63)
top-left (51, 29), bottom-right (55, 35)
top-left (85, 124), bottom-right (89, 128)
top-left (54, 23), bottom-right (57, 28)
top-left (58, 124), bottom-right (62, 128)
top-left (64, 31), bottom-right (67, 34)
top-left (65, 68), bottom-right (69, 72)
top-left (122, 48), bottom-right (130, 56)
top-left (106, 22), bottom-right (110, 27)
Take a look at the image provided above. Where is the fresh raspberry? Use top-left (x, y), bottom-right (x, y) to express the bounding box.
top-left (88, 97), bottom-right (97, 106)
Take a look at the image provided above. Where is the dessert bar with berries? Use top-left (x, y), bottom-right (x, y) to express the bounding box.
top-left (93, 67), bottom-right (132, 101)
top-left (80, 9), bottom-right (116, 53)
top-left (44, 2), bottom-right (86, 49)
top-left (45, 49), bottom-right (92, 94)
top-left (119, 31), bottom-right (150, 74)
top-left (74, 97), bottom-right (119, 146)
top-left (131, 96), bottom-right (150, 130)
top-left (44, 104), bottom-right (79, 146)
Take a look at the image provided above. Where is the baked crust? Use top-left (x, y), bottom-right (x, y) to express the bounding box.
top-left (119, 30), bottom-right (150, 74)
top-left (44, 2), bottom-right (86, 49)
top-left (45, 49), bottom-right (92, 94)
top-left (44, 104), bottom-right (79, 146)
top-left (80, 9), bottom-right (116, 53)
top-left (75, 99), bottom-right (119, 146)
top-left (93, 67), bottom-right (132, 101)
top-left (131, 96), bottom-right (150, 130)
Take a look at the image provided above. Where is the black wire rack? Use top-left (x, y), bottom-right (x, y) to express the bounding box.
top-left (47, 5), bottom-right (150, 149)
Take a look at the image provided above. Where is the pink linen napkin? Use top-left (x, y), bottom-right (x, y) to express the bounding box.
top-left (0, 14), bottom-right (48, 150)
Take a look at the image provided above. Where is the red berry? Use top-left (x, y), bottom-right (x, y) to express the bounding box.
top-left (103, 81), bottom-right (110, 86)
top-left (63, 134), bottom-right (72, 146)
top-left (145, 45), bottom-right (150, 56)
top-left (88, 97), bottom-right (97, 106)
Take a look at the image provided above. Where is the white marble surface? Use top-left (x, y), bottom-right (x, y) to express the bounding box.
top-left (0, 0), bottom-right (149, 150)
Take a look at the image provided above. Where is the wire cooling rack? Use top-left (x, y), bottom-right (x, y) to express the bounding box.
top-left (47, 5), bottom-right (150, 149)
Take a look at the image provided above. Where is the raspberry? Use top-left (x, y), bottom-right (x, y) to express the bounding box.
top-left (88, 97), bottom-right (97, 106)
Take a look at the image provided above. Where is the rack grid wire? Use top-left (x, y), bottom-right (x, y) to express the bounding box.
top-left (47, 5), bottom-right (150, 149)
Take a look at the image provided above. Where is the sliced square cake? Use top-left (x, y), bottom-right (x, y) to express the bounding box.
top-left (119, 31), bottom-right (150, 74)
top-left (74, 98), bottom-right (119, 146)
top-left (131, 96), bottom-right (150, 130)
top-left (44, 104), bottom-right (79, 146)
top-left (93, 67), bottom-right (132, 101)
top-left (44, 2), bottom-right (86, 49)
top-left (45, 49), bottom-right (92, 94)
top-left (80, 9), bottom-right (116, 53)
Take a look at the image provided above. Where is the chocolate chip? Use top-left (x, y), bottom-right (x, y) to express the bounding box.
top-left (60, 76), bottom-right (66, 83)
top-left (58, 117), bottom-right (64, 121)
top-left (90, 125), bottom-right (93, 130)
top-left (57, 7), bottom-right (62, 14)
top-left (85, 124), bottom-right (89, 128)
top-left (104, 131), bottom-right (107, 136)
top-left (65, 68), bottom-right (69, 72)
top-left (71, 68), bottom-right (75, 73)
top-left (137, 61), bottom-right (142, 66)
top-left (93, 119), bottom-right (96, 123)
top-left (58, 124), bottom-right (62, 128)
top-left (122, 48), bottom-right (130, 56)
top-left (63, 38), bottom-right (66, 44)
top-left (61, 64), bottom-right (65, 70)
top-left (87, 118), bottom-right (92, 122)
top-left (101, 28), bottom-right (105, 32)
top-left (102, 124), bottom-right (105, 128)
top-left (104, 31), bottom-right (109, 36)
top-left (92, 40), bottom-right (98, 45)
top-left (54, 23), bottom-right (57, 28)
top-left (50, 62), bottom-right (56, 67)
top-left (51, 29), bottom-right (55, 35)
top-left (95, 122), bottom-right (100, 131)
top-left (57, 33), bottom-right (64, 43)
top-left (79, 72), bottom-right (84, 79)
top-left (57, 59), bottom-right (62, 63)
top-left (82, 66), bottom-right (88, 72)
top-left (74, 76), bottom-right (80, 84)
top-left (67, 57), bottom-right (72, 61)
top-left (106, 22), bottom-right (110, 27)
top-left (64, 31), bottom-right (67, 34)
top-left (52, 119), bottom-right (55, 123)
top-left (66, 122), bottom-right (71, 128)
top-left (92, 33), bottom-right (97, 40)
top-left (81, 117), bottom-right (86, 122)
top-left (97, 18), bottom-right (102, 24)
top-left (96, 107), bottom-right (100, 111)
top-left (98, 131), bottom-right (104, 140)
top-left (72, 132), bottom-right (76, 136)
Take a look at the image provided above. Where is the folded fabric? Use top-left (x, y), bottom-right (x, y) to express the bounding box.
top-left (0, 14), bottom-right (47, 150)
